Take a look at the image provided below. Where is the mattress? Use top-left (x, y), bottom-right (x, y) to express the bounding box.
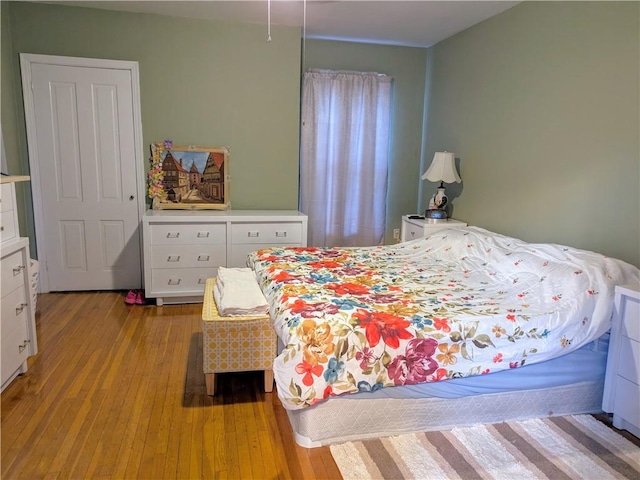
top-left (287, 379), bottom-right (606, 447)
top-left (340, 334), bottom-right (609, 400)
top-left (286, 335), bottom-right (609, 446)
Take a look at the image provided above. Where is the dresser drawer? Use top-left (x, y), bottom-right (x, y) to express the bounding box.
top-left (150, 244), bottom-right (226, 269)
top-left (1, 285), bottom-right (29, 338)
top-left (149, 223), bottom-right (226, 246)
top-left (620, 295), bottom-right (640, 342)
top-left (617, 338), bottom-right (640, 384)
top-left (0, 183), bottom-right (15, 213)
top-left (231, 222), bottom-right (302, 245)
top-left (404, 222), bottom-right (423, 241)
top-left (228, 243), bottom-right (302, 268)
top-left (150, 267), bottom-right (218, 294)
top-left (1, 320), bottom-right (29, 385)
top-left (613, 376), bottom-right (640, 428)
top-left (0, 209), bottom-right (17, 243)
top-left (1, 249), bottom-right (26, 294)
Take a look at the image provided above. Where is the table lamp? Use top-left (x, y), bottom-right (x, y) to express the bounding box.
top-left (421, 151), bottom-right (461, 219)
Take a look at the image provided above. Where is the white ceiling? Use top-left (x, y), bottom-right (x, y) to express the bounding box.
top-left (42, 1), bottom-right (520, 48)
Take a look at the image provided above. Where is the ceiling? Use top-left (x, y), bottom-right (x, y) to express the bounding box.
top-left (41, 1), bottom-right (520, 48)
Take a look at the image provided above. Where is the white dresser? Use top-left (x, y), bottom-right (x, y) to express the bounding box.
top-left (401, 215), bottom-right (467, 242)
top-left (143, 210), bottom-right (308, 305)
top-left (602, 284), bottom-right (640, 438)
top-left (1, 176), bottom-right (38, 392)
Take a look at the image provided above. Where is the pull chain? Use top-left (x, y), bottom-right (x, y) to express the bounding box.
top-left (302, 0), bottom-right (306, 61)
top-left (267, 0), bottom-right (272, 42)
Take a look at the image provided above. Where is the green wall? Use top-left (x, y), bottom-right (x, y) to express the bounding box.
top-left (1, 1), bottom-right (429, 250)
top-left (425, 1), bottom-right (640, 266)
top-left (2, 1), bottom-right (302, 224)
top-left (4, 1), bottom-right (638, 265)
top-left (304, 39), bottom-right (428, 244)
top-left (1, 2), bottom-right (21, 175)
top-left (1, 1), bottom-right (33, 243)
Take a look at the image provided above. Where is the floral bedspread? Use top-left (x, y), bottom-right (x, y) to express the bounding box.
top-left (247, 227), bottom-right (639, 410)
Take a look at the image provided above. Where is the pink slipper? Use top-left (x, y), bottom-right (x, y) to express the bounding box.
top-left (135, 290), bottom-right (146, 305)
top-left (125, 289), bottom-right (137, 305)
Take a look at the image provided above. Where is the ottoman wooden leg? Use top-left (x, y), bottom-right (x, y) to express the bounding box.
top-left (205, 373), bottom-right (216, 396)
top-left (264, 369), bottom-right (274, 393)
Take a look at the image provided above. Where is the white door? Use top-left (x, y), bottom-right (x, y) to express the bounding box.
top-left (21, 55), bottom-right (144, 292)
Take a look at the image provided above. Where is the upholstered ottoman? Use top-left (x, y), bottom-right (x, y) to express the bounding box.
top-left (201, 278), bottom-right (276, 395)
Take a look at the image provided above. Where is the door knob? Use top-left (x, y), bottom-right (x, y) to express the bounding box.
top-left (129, 195), bottom-right (135, 201)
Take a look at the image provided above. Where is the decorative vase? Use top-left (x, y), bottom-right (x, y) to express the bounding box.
top-left (433, 187), bottom-right (448, 209)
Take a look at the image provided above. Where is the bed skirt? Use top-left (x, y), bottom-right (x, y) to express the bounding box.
top-left (287, 379), bottom-right (605, 447)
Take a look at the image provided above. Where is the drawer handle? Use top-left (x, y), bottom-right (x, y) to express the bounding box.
top-left (15, 303), bottom-right (28, 315)
top-left (198, 278), bottom-right (207, 284)
top-left (276, 231), bottom-right (287, 237)
top-left (166, 232), bottom-right (180, 238)
top-left (167, 255), bottom-right (181, 262)
top-left (197, 232), bottom-right (210, 238)
top-left (13, 265), bottom-right (26, 276)
top-left (0, 226), bottom-right (4, 232)
top-left (18, 339), bottom-right (31, 353)
top-left (248, 231), bottom-right (260, 238)
top-left (168, 278), bottom-right (181, 286)
top-left (197, 255), bottom-right (210, 261)
top-left (410, 232), bottom-right (416, 237)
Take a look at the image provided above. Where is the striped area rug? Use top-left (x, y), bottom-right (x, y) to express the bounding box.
top-left (329, 415), bottom-right (640, 479)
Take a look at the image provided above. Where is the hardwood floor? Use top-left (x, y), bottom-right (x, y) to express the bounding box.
top-left (1, 292), bottom-right (342, 480)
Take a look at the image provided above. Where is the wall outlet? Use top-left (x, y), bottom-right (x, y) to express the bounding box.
top-left (393, 228), bottom-right (400, 241)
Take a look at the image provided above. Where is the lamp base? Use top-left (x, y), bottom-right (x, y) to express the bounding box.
top-left (424, 209), bottom-right (448, 220)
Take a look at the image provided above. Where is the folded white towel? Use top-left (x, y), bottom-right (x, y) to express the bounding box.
top-left (214, 267), bottom-right (269, 316)
top-left (217, 267), bottom-right (256, 288)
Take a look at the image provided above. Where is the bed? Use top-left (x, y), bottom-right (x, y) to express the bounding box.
top-left (247, 226), bottom-right (640, 447)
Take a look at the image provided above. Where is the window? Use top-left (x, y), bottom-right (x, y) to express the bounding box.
top-left (300, 69), bottom-right (392, 247)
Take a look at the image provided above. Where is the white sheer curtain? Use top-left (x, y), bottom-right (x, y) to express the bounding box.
top-left (300, 69), bottom-right (392, 247)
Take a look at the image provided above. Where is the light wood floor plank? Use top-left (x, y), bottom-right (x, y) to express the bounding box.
top-left (162, 319), bottom-right (189, 480)
top-left (92, 305), bottom-right (150, 478)
top-left (121, 308), bottom-right (166, 480)
top-left (3, 294), bottom-right (98, 478)
top-left (1, 291), bottom-right (342, 480)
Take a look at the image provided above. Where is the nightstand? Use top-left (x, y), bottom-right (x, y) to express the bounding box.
top-left (400, 215), bottom-right (467, 242)
top-left (602, 284), bottom-right (640, 437)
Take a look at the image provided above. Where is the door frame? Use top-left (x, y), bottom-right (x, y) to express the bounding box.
top-left (20, 54), bottom-right (146, 292)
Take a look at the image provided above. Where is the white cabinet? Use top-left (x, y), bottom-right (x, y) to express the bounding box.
top-left (400, 215), bottom-right (467, 242)
top-left (0, 181), bottom-right (21, 244)
top-left (603, 284), bottom-right (640, 438)
top-left (1, 176), bottom-right (38, 392)
top-left (143, 210), bottom-right (307, 305)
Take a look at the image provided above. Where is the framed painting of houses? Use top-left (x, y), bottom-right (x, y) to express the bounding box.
top-left (148, 142), bottom-right (229, 210)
